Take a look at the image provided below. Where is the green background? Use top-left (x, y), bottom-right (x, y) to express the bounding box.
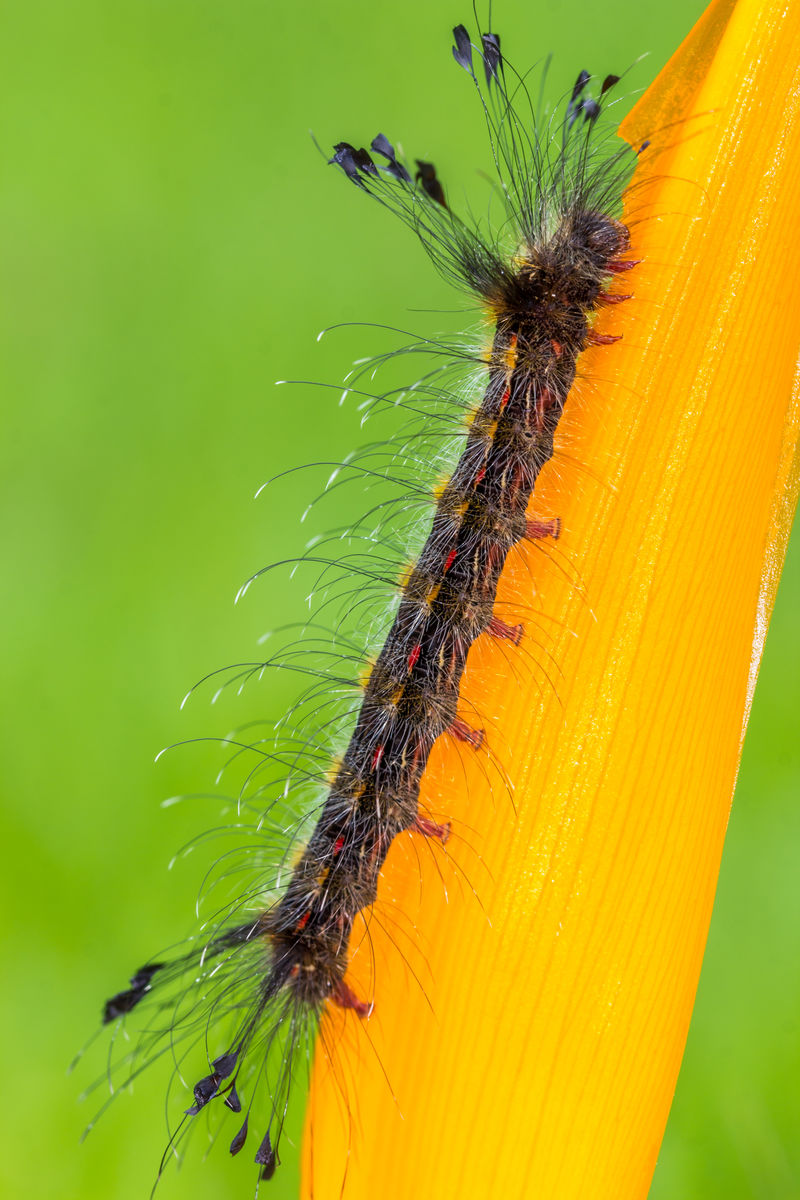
top-left (1, 1), bottom-right (797, 1197)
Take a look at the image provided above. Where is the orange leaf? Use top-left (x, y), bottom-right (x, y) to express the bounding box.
top-left (303, 0), bottom-right (800, 1195)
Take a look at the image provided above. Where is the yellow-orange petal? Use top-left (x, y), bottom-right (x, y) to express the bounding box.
top-left (303, 0), bottom-right (800, 1196)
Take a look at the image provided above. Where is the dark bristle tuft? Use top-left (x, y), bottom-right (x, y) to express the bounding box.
top-left (481, 32), bottom-right (502, 84)
top-left (230, 1117), bottom-right (248, 1156)
top-left (212, 1051), bottom-right (238, 1079)
top-left (370, 133), bottom-right (412, 183)
top-left (452, 24), bottom-right (473, 73)
top-left (185, 1071), bottom-right (221, 1115)
top-left (102, 963), bottom-right (163, 1024)
top-left (329, 142), bottom-right (378, 184)
top-left (129, 963), bottom-right (163, 989)
top-left (570, 68), bottom-right (591, 103)
top-left (255, 1130), bottom-right (277, 1180)
top-left (415, 160), bottom-right (447, 208)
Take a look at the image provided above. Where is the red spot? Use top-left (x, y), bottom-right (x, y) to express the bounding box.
top-left (505, 469), bottom-right (520, 508)
top-left (371, 744), bottom-right (385, 770)
top-left (488, 614), bottom-right (523, 645)
top-left (367, 836), bottom-right (383, 868)
top-left (407, 643), bottom-right (421, 671)
top-left (444, 548), bottom-right (457, 573)
top-left (413, 815), bottom-right (451, 844)
top-left (449, 717), bottom-right (485, 749)
top-left (332, 979), bottom-right (372, 1019)
top-left (333, 836), bottom-right (345, 854)
top-left (587, 331), bottom-right (623, 346)
top-left (600, 292), bottom-right (632, 305)
top-left (500, 386), bottom-right (511, 409)
top-left (289, 964), bottom-right (299, 978)
top-left (526, 517), bottom-right (561, 541)
top-left (534, 384), bottom-right (561, 432)
top-left (296, 911), bottom-right (311, 932)
top-left (534, 386), bottom-right (554, 431)
top-left (550, 339), bottom-right (563, 356)
top-left (487, 542), bottom-right (503, 571)
top-left (474, 466), bottom-right (486, 485)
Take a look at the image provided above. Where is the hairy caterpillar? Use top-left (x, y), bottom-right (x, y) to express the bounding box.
top-left (87, 15), bottom-right (647, 1192)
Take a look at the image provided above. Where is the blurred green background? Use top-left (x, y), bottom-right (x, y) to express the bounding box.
top-left (1, 1), bottom-right (797, 1197)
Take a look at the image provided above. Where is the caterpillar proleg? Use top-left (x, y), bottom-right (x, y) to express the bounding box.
top-left (88, 14), bottom-right (647, 1193)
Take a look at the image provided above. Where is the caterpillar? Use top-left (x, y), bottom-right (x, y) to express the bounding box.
top-left (89, 15), bottom-right (646, 1192)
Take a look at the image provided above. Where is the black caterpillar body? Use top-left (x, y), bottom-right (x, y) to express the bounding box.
top-left (95, 19), bottom-right (640, 1189)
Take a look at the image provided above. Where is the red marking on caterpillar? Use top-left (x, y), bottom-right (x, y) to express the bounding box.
top-left (449, 716), bottom-right (486, 749)
top-left (413, 815), bottom-right (451, 844)
top-left (487, 614), bottom-right (524, 645)
top-left (587, 330), bottom-right (624, 346)
top-left (331, 979), bottom-right (372, 1019)
top-left (608, 257), bottom-right (641, 272)
top-left (84, 12), bottom-right (648, 1193)
top-left (527, 517), bottom-right (561, 541)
